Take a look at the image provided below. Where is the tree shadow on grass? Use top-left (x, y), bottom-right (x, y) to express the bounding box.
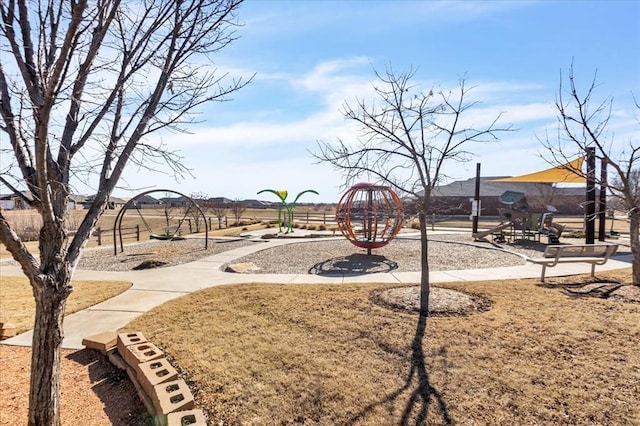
top-left (308, 253), bottom-right (398, 276)
top-left (345, 314), bottom-right (453, 425)
top-left (65, 349), bottom-right (150, 425)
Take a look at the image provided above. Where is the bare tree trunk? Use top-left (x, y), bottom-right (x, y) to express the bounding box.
top-left (630, 212), bottom-right (640, 286)
top-left (419, 211), bottom-right (430, 317)
top-left (28, 276), bottom-right (71, 426)
top-left (27, 221), bottom-right (73, 426)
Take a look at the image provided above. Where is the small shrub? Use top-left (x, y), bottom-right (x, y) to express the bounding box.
top-left (410, 221), bottom-right (420, 230)
top-left (318, 224), bottom-right (327, 231)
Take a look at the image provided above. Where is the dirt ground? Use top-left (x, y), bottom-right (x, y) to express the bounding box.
top-left (0, 346), bottom-right (148, 425)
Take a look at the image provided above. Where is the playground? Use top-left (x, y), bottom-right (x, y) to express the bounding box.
top-left (1, 220), bottom-right (637, 424)
top-left (0, 172), bottom-right (637, 424)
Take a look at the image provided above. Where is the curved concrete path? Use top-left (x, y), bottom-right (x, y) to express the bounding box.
top-left (1, 231), bottom-right (632, 349)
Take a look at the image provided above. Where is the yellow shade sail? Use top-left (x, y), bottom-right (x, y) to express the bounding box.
top-left (491, 157), bottom-right (585, 184)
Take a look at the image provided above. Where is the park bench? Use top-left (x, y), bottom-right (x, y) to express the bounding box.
top-left (526, 243), bottom-right (619, 283)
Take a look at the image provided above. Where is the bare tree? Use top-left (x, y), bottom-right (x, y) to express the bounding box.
top-left (187, 192), bottom-right (209, 233)
top-left (541, 64), bottom-right (639, 284)
top-left (211, 202), bottom-right (228, 229)
top-left (160, 192), bottom-right (179, 234)
top-left (229, 198), bottom-right (246, 225)
top-left (314, 66), bottom-right (511, 316)
top-left (527, 184), bottom-right (558, 211)
top-left (0, 1), bottom-right (250, 424)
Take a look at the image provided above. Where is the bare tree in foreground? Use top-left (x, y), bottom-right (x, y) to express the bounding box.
top-left (0, 1), bottom-right (250, 424)
top-left (314, 67), bottom-right (511, 316)
top-left (541, 65), bottom-right (640, 285)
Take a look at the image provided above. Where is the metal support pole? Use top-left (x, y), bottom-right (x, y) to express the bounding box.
top-left (598, 157), bottom-right (607, 241)
top-left (586, 148), bottom-right (596, 244)
top-left (472, 163), bottom-right (481, 235)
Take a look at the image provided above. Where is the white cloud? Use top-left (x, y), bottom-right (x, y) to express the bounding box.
top-left (108, 55), bottom-right (636, 201)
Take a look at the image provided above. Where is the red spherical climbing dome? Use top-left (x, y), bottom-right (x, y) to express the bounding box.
top-left (335, 183), bottom-right (404, 253)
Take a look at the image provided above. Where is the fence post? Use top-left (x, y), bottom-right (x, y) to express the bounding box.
top-left (188, 218), bottom-right (192, 233)
top-left (323, 212), bottom-right (326, 224)
top-left (96, 227), bottom-right (102, 246)
top-left (136, 224), bottom-right (140, 241)
top-left (225, 216), bottom-right (228, 228)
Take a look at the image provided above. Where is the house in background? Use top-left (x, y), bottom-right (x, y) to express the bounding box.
top-left (428, 177), bottom-right (585, 216)
top-left (80, 195), bottom-right (128, 209)
top-left (158, 195), bottom-right (192, 207)
top-left (0, 192), bottom-right (34, 210)
top-left (243, 199), bottom-right (275, 209)
top-left (127, 195), bottom-right (162, 209)
top-left (0, 193), bottom-right (19, 210)
top-left (68, 194), bottom-right (88, 209)
top-left (207, 197), bottom-right (233, 205)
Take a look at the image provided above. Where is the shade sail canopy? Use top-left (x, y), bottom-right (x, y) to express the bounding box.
top-left (491, 157), bottom-right (585, 184)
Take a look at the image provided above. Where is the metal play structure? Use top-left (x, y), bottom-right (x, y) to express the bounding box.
top-left (257, 188), bottom-right (319, 233)
top-left (473, 190), bottom-right (564, 244)
top-left (473, 157), bottom-right (586, 244)
top-left (335, 183), bottom-right (404, 255)
top-left (113, 189), bottom-right (208, 254)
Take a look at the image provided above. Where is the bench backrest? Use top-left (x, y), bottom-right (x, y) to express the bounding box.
top-left (543, 244), bottom-right (619, 259)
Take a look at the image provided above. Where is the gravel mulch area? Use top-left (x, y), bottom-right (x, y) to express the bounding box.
top-left (71, 233), bottom-right (543, 273)
top-left (226, 234), bottom-right (543, 275)
top-left (75, 237), bottom-right (257, 271)
top-left (67, 233), bottom-right (551, 273)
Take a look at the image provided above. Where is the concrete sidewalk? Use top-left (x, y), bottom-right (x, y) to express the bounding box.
top-left (1, 235), bottom-right (632, 349)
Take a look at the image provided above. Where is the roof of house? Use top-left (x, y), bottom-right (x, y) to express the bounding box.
top-left (0, 191), bottom-right (33, 201)
top-left (207, 197), bottom-right (233, 204)
top-left (135, 195), bottom-right (160, 204)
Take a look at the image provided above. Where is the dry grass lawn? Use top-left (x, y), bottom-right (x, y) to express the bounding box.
top-left (125, 269), bottom-right (640, 425)
top-left (0, 276), bottom-right (132, 333)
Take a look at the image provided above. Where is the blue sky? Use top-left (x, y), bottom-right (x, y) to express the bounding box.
top-left (117, 0), bottom-right (640, 203)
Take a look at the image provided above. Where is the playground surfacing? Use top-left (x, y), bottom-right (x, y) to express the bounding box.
top-left (74, 233), bottom-right (540, 273)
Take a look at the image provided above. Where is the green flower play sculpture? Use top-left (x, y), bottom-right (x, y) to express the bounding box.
top-left (258, 189), bottom-right (319, 233)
